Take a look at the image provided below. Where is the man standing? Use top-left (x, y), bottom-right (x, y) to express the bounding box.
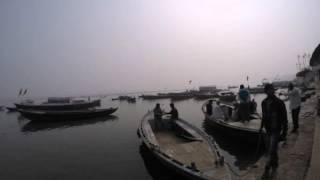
top-left (238, 84), bottom-right (251, 121)
top-left (260, 84), bottom-right (288, 178)
top-left (288, 83), bottom-right (301, 133)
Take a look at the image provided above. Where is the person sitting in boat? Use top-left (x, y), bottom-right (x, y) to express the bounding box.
top-left (212, 101), bottom-right (225, 120)
top-left (153, 103), bottom-right (163, 129)
top-left (237, 84), bottom-right (251, 122)
top-left (206, 100), bottom-right (213, 116)
top-left (165, 103), bottom-right (179, 120)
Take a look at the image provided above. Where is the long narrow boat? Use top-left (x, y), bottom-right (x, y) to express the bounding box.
top-left (138, 113), bottom-right (232, 180)
top-left (18, 107), bottom-right (117, 121)
top-left (202, 100), bottom-right (265, 145)
top-left (15, 99), bottom-right (101, 111)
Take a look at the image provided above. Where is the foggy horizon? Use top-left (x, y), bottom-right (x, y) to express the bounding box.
top-left (1, 0), bottom-right (319, 98)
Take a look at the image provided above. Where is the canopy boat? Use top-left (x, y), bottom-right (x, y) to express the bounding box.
top-left (15, 98), bottom-right (101, 111)
top-left (18, 107), bottom-right (117, 121)
top-left (138, 113), bottom-right (232, 180)
top-left (202, 100), bottom-right (265, 145)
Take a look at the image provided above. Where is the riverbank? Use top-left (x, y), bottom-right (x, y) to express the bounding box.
top-left (241, 91), bottom-right (318, 180)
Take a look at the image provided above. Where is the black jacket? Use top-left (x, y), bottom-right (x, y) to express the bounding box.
top-left (261, 95), bottom-right (288, 135)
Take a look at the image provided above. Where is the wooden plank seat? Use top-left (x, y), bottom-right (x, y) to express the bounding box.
top-left (174, 120), bottom-right (203, 141)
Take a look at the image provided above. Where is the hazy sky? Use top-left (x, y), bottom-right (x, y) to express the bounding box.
top-left (0, 0), bottom-right (319, 98)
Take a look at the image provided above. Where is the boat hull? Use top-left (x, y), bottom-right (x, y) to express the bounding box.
top-left (204, 118), bottom-right (264, 145)
top-left (18, 108), bottom-right (117, 121)
top-left (15, 99), bottom-right (101, 111)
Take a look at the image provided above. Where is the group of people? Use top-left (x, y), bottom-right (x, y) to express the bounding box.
top-left (152, 82), bottom-right (302, 178)
top-left (203, 83), bottom-right (301, 178)
top-left (153, 103), bottom-right (179, 129)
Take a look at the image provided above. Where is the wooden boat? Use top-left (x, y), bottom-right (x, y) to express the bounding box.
top-left (15, 99), bottom-right (101, 111)
top-left (138, 113), bottom-right (232, 180)
top-left (18, 107), bottom-right (117, 121)
top-left (202, 100), bottom-right (265, 145)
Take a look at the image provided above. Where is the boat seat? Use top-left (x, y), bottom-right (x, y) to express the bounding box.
top-left (174, 121), bottom-right (202, 141)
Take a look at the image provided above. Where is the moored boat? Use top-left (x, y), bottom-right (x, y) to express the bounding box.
top-left (15, 99), bottom-right (101, 111)
top-left (202, 100), bottom-right (265, 145)
top-left (6, 107), bottom-right (18, 112)
top-left (18, 107), bottom-right (117, 121)
top-left (138, 112), bottom-right (232, 180)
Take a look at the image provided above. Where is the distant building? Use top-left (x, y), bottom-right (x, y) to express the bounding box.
top-left (310, 44), bottom-right (320, 83)
top-left (199, 86), bottom-right (217, 93)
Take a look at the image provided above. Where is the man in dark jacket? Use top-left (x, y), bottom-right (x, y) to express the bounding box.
top-left (260, 84), bottom-right (288, 178)
top-left (166, 103), bottom-right (179, 120)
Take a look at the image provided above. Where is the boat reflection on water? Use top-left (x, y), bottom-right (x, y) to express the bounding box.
top-left (202, 120), bottom-right (265, 171)
top-left (21, 115), bottom-right (118, 133)
top-left (139, 144), bottom-right (183, 180)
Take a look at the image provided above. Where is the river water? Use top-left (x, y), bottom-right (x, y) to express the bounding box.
top-left (0, 93), bottom-right (290, 180)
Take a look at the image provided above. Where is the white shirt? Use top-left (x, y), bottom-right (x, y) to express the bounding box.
top-left (288, 87), bottom-right (301, 110)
